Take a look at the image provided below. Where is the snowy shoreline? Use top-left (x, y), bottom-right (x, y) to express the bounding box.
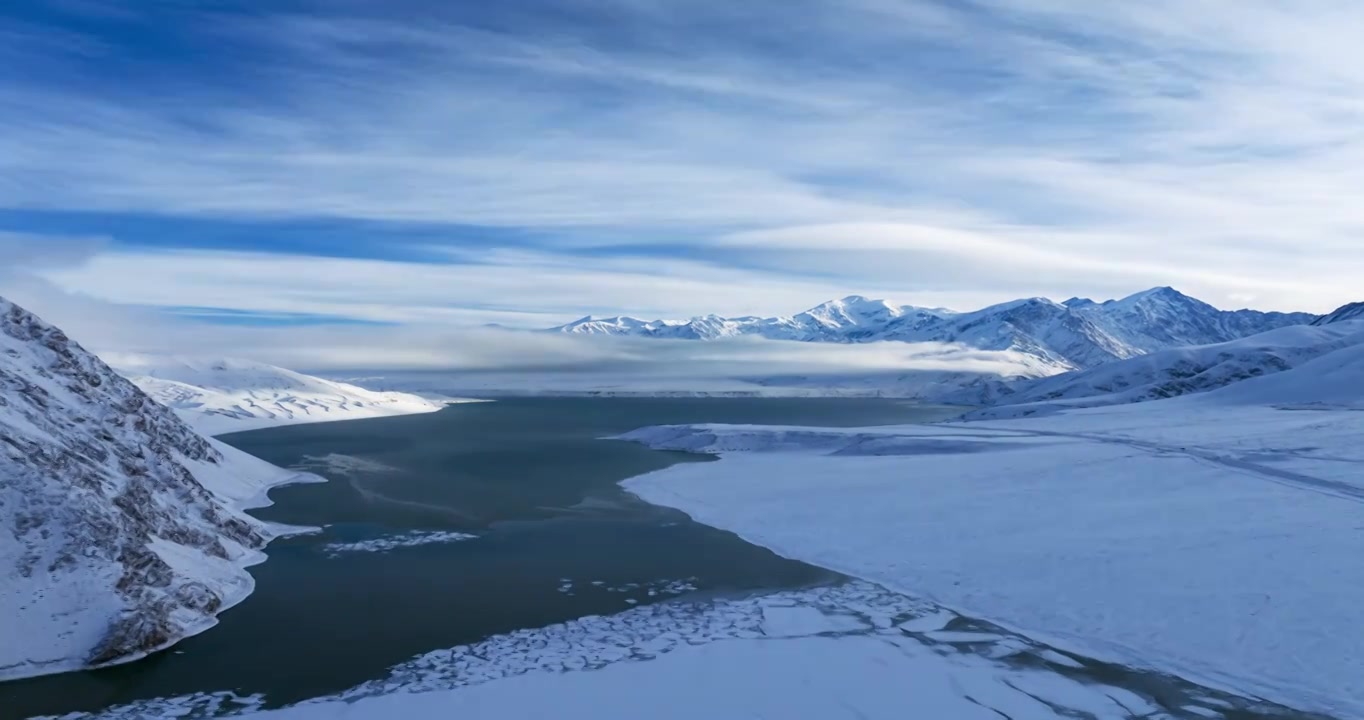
top-left (64, 580), bottom-right (1278, 720)
top-left (616, 405), bottom-right (1364, 719)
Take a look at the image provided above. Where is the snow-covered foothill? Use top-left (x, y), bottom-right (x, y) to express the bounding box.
top-left (106, 354), bottom-right (450, 435)
top-left (1312, 300), bottom-right (1364, 326)
top-left (619, 363), bottom-right (1364, 718)
top-left (0, 298), bottom-right (311, 682)
top-left (966, 320), bottom-right (1364, 420)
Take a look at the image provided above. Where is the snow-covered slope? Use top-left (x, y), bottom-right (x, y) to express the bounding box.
top-left (551, 288), bottom-right (1315, 371)
top-left (0, 298), bottom-right (305, 682)
top-left (1204, 335), bottom-right (1364, 409)
top-left (106, 355), bottom-right (445, 435)
top-left (967, 321), bottom-right (1364, 420)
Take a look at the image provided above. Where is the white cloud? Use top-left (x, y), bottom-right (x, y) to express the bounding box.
top-left (0, 268), bottom-right (1043, 391)
top-left (2, 0), bottom-right (1364, 318)
top-left (0, 233), bottom-right (107, 277)
top-left (31, 247), bottom-right (934, 326)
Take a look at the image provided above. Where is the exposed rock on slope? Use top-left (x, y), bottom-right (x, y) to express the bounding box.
top-left (0, 298), bottom-right (301, 681)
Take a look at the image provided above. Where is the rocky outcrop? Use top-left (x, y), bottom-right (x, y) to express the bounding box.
top-left (0, 298), bottom-right (291, 680)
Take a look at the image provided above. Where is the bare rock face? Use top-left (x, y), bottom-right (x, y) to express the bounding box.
top-left (0, 298), bottom-right (277, 679)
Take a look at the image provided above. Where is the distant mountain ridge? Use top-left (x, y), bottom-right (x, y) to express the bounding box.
top-left (552, 288), bottom-right (1317, 370)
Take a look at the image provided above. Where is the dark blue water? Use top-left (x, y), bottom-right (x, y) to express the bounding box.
top-left (1, 398), bottom-right (960, 719)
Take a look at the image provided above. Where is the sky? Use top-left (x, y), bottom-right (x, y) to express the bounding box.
top-left (3, 0), bottom-right (1364, 367)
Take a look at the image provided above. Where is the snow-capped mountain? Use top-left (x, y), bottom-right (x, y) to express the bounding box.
top-left (0, 299), bottom-right (303, 681)
top-left (557, 297), bottom-right (943, 343)
top-left (552, 288), bottom-right (1316, 371)
top-left (965, 321), bottom-right (1364, 420)
top-left (1313, 300), bottom-right (1364, 326)
top-left (107, 355), bottom-right (447, 435)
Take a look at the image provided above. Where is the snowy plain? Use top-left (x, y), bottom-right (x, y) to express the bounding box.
top-left (618, 345), bottom-right (1364, 719)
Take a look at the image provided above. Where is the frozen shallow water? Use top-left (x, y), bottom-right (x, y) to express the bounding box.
top-left (61, 581), bottom-right (1321, 720)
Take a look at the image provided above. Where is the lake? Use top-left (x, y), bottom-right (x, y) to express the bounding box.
top-left (0, 398), bottom-right (961, 719)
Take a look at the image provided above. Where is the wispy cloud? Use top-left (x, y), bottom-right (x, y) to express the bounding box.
top-left (31, 247), bottom-right (929, 326)
top-left (2, 0), bottom-right (1363, 325)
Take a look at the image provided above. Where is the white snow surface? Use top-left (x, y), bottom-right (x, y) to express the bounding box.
top-left (0, 299), bottom-right (310, 682)
top-left (620, 370), bottom-right (1364, 718)
top-left (106, 354), bottom-right (448, 435)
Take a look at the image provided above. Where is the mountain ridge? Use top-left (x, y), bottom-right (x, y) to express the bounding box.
top-left (1313, 301), bottom-right (1364, 326)
top-left (552, 288), bottom-right (1318, 370)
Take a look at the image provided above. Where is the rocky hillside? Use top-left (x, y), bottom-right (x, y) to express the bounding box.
top-left (0, 298), bottom-right (301, 681)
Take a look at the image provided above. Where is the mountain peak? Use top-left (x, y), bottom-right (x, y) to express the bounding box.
top-left (837, 294), bottom-right (877, 305)
top-left (799, 295), bottom-right (903, 327)
top-left (1125, 286), bottom-right (1191, 302)
top-left (809, 295), bottom-right (892, 311)
top-left (975, 296), bottom-right (1065, 315)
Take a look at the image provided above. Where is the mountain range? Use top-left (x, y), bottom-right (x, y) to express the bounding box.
top-left (552, 288), bottom-right (1317, 372)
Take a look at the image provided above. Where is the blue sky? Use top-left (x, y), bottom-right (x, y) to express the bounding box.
top-left (3, 0), bottom-right (1364, 341)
